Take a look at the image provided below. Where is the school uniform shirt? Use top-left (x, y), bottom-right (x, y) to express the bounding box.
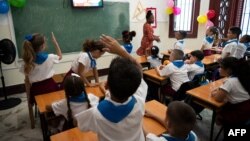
top-left (220, 77), bottom-right (250, 104)
top-left (186, 61), bottom-right (205, 80)
top-left (146, 131), bottom-right (198, 141)
top-left (75, 79), bottom-right (148, 141)
top-left (123, 43), bottom-right (133, 53)
top-left (221, 39), bottom-right (247, 59)
top-left (157, 60), bottom-right (190, 91)
top-left (202, 36), bottom-right (214, 50)
top-left (52, 93), bottom-right (99, 120)
top-left (20, 54), bottom-right (60, 83)
top-left (147, 56), bottom-right (162, 68)
top-left (173, 39), bottom-right (185, 50)
top-left (71, 52), bottom-right (95, 74)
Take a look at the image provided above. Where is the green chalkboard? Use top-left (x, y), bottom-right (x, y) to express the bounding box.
top-left (12, 0), bottom-right (129, 57)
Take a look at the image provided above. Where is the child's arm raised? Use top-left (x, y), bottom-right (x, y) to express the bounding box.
top-left (51, 32), bottom-right (62, 60)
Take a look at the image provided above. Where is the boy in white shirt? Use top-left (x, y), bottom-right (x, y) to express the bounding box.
top-left (156, 49), bottom-right (189, 97)
top-left (144, 101), bottom-right (198, 141)
top-left (75, 35), bottom-right (148, 141)
top-left (221, 27), bottom-right (246, 59)
top-left (185, 50), bottom-right (205, 80)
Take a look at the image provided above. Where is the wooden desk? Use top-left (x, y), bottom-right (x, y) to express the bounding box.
top-left (135, 55), bottom-right (150, 69)
top-left (50, 100), bottom-right (167, 141)
top-left (186, 78), bottom-right (226, 141)
top-left (143, 69), bottom-right (168, 86)
top-left (35, 86), bottom-right (105, 114)
top-left (51, 128), bottom-right (98, 141)
top-left (202, 54), bottom-right (221, 71)
top-left (143, 100), bottom-right (167, 135)
top-left (35, 86), bottom-right (105, 141)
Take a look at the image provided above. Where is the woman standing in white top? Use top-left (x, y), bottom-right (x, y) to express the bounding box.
top-left (63, 39), bottom-right (105, 87)
top-left (21, 32), bottom-right (62, 105)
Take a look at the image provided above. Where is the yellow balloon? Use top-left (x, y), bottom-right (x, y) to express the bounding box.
top-left (197, 15), bottom-right (208, 24)
top-left (166, 7), bottom-right (173, 15)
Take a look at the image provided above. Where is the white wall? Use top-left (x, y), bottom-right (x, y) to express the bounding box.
top-left (0, 0), bottom-right (210, 86)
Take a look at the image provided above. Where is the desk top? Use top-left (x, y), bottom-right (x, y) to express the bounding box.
top-left (143, 69), bottom-right (167, 81)
top-left (136, 55), bottom-right (148, 64)
top-left (186, 78), bottom-right (226, 108)
top-left (161, 49), bottom-right (192, 56)
top-left (143, 100), bottom-right (167, 135)
top-left (50, 128), bottom-right (98, 141)
top-left (35, 86), bottom-right (105, 113)
top-left (50, 100), bottom-right (167, 141)
top-left (202, 54), bottom-right (221, 66)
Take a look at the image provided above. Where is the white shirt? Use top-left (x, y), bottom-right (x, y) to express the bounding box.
top-left (157, 61), bottom-right (190, 91)
top-left (146, 131), bottom-right (198, 141)
top-left (202, 36), bottom-right (214, 50)
top-left (75, 79), bottom-right (148, 141)
top-left (71, 52), bottom-right (94, 74)
top-left (186, 63), bottom-right (205, 80)
top-left (174, 40), bottom-right (185, 51)
top-left (220, 77), bottom-right (250, 104)
top-left (147, 56), bottom-right (162, 68)
top-left (52, 93), bottom-right (99, 119)
top-left (221, 39), bottom-right (247, 59)
top-left (20, 54), bottom-right (60, 83)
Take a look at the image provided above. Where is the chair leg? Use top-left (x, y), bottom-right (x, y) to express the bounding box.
top-left (214, 126), bottom-right (224, 141)
top-left (28, 104), bottom-right (35, 129)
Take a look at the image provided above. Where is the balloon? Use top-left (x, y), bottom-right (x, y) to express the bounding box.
top-left (207, 10), bottom-right (216, 19)
top-left (0, 0), bottom-right (9, 14)
top-left (167, 0), bottom-right (174, 8)
top-left (206, 20), bottom-right (214, 28)
top-left (9, 0), bottom-right (26, 8)
top-left (197, 15), bottom-right (207, 24)
top-left (173, 7), bottom-right (181, 15)
top-left (166, 7), bottom-right (173, 15)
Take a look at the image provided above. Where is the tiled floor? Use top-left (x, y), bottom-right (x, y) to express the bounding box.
top-left (0, 93), bottom-right (223, 141)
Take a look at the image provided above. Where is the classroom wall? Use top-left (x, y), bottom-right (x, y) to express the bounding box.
top-left (0, 0), bottom-right (210, 87)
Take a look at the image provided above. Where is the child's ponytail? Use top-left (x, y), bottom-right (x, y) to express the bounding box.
top-left (22, 40), bottom-right (36, 75)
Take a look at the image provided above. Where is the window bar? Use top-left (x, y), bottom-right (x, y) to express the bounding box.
top-left (246, 0), bottom-right (250, 34)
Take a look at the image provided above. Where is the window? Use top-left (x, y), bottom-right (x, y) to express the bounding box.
top-left (240, 0), bottom-right (250, 35)
top-left (169, 0), bottom-right (200, 38)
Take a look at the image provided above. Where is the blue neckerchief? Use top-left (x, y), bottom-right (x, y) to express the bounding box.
top-left (243, 42), bottom-right (250, 49)
top-left (195, 61), bottom-right (204, 67)
top-left (86, 52), bottom-right (96, 68)
top-left (172, 60), bottom-right (184, 68)
top-left (69, 92), bottom-right (87, 103)
top-left (35, 52), bottom-right (48, 64)
top-left (162, 132), bottom-right (195, 141)
top-left (205, 36), bottom-right (214, 44)
top-left (178, 40), bottom-right (184, 44)
top-left (97, 96), bottom-right (136, 123)
top-left (123, 43), bottom-right (133, 53)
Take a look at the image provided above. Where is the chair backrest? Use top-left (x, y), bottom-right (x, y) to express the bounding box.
top-left (192, 73), bottom-right (208, 86)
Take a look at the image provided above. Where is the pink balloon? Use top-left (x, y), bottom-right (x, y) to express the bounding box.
top-left (167, 0), bottom-right (174, 7)
top-left (206, 20), bottom-right (214, 28)
top-left (173, 7), bottom-right (181, 15)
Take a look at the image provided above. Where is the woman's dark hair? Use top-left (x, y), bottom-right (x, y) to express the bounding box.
top-left (220, 57), bottom-right (250, 94)
top-left (122, 30), bottom-right (136, 42)
top-left (63, 75), bottom-right (90, 128)
top-left (82, 39), bottom-right (105, 52)
top-left (190, 50), bottom-right (204, 61)
top-left (146, 10), bottom-right (153, 19)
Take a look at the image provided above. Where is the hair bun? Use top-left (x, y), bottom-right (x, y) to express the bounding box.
top-left (130, 31), bottom-right (136, 37)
